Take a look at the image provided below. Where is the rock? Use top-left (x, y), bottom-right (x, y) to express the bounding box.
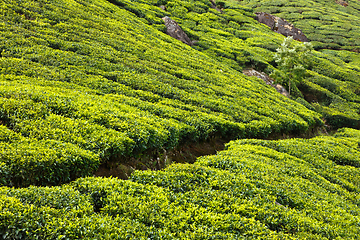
top-left (255, 12), bottom-right (308, 42)
top-left (159, 5), bottom-right (166, 11)
top-left (273, 83), bottom-right (290, 97)
top-left (162, 16), bottom-right (193, 46)
top-left (336, 0), bottom-right (348, 7)
top-left (243, 69), bottom-right (290, 98)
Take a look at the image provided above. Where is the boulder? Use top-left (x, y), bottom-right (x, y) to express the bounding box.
top-left (162, 16), bottom-right (193, 46)
top-left (336, 0), bottom-right (348, 7)
top-left (243, 69), bottom-right (290, 98)
top-left (255, 12), bottom-right (308, 42)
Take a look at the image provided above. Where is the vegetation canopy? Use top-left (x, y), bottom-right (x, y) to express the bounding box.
top-left (271, 36), bottom-right (313, 96)
top-left (0, 0), bottom-right (360, 238)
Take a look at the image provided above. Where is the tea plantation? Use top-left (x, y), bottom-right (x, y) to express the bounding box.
top-left (2, 128), bottom-right (360, 238)
top-left (0, 0), bottom-right (360, 238)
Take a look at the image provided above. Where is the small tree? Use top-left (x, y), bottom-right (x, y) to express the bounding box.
top-left (271, 36), bottom-right (313, 96)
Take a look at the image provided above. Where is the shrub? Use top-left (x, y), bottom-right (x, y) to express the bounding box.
top-left (0, 135), bottom-right (100, 187)
top-left (271, 36), bottom-right (313, 96)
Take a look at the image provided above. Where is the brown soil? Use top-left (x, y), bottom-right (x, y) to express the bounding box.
top-left (303, 92), bottom-right (319, 103)
top-left (94, 125), bottom-right (327, 179)
top-left (265, 125), bottom-right (329, 140)
top-left (94, 136), bottom-right (228, 179)
top-left (94, 76), bottom-right (328, 180)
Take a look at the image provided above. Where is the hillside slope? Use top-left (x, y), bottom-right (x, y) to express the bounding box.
top-left (153, 0), bottom-right (360, 128)
top-left (1, 0), bottom-right (360, 238)
top-left (0, 0), bottom-right (324, 186)
top-left (235, 0), bottom-right (360, 127)
top-left (238, 0), bottom-right (360, 51)
top-left (1, 128), bottom-right (360, 238)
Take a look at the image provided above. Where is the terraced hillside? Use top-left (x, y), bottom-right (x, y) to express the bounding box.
top-left (239, 0), bottom-right (360, 51)
top-left (2, 128), bottom-right (360, 238)
top-left (0, 0), bottom-right (325, 185)
top-left (235, 0), bottom-right (360, 127)
top-left (0, 0), bottom-right (360, 238)
top-left (153, 0), bottom-right (360, 129)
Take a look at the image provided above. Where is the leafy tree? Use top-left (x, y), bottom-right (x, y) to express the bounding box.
top-left (271, 36), bottom-right (313, 96)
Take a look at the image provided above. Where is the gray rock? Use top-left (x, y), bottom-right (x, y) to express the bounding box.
top-left (162, 16), bottom-right (193, 46)
top-left (336, 0), bottom-right (348, 7)
top-left (255, 12), bottom-right (308, 42)
top-left (243, 69), bottom-right (290, 98)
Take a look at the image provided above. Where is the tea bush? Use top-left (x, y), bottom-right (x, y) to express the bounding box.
top-left (0, 0), bottom-right (360, 238)
top-left (1, 126), bottom-right (360, 238)
top-left (0, 126), bottom-right (100, 187)
top-left (132, 129), bottom-right (360, 238)
top-left (3, 129), bottom-right (359, 238)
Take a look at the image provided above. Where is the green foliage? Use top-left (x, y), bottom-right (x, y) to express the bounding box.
top-left (2, 129), bottom-right (360, 238)
top-left (334, 127), bottom-right (360, 140)
top-left (14, 114), bottom-right (135, 159)
top-left (0, 0), bottom-right (328, 185)
top-left (233, 0), bottom-right (360, 126)
top-left (149, 0), bottom-right (360, 126)
top-left (240, 0), bottom-right (360, 51)
top-left (315, 104), bottom-right (360, 129)
top-left (132, 130), bottom-right (360, 238)
top-left (0, 186), bottom-right (154, 239)
top-left (300, 69), bottom-right (360, 128)
top-left (0, 125), bottom-right (100, 187)
top-left (0, 0), bottom-right (360, 238)
top-left (3, 0), bottom-right (360, 187)
top-left (271, 36), bottom-right (313, 96)
top-left (295, 97), bottom-right (316, 111)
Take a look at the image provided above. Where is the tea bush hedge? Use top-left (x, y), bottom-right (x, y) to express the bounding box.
top-left (0, 0), bottom-right (360, 237)
top-left (0, 126), bottom-right (100, 187)
top-left (145, 0), bottom-right (360, 127)
top-left (132, 128), bottom-right (360, 239)
top-left (239, 0), bottom-right (360, 50)
top-left (0, 0), bottom-right (331, 185)
top-left (1, 129), bottom-right (359, 238)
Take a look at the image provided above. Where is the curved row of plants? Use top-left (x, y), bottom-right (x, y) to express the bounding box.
top-left (152, 0), bottom-right (360, 128)
top-left (238, 0), bottom-right (360, 51)
top-left (1, 128), bottom-right (359, 239)
top-left (0, 0), bottom-right (323, 186)
top-left (1, 0), bottom-right (360, 238)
